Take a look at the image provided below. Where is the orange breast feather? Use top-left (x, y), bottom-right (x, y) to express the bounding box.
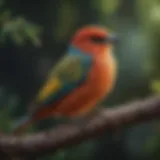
top-left (34, 48), bottom-right (116, 119)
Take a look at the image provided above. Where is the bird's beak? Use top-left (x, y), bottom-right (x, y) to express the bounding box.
top-left (105, 34), bottom-right (119, 44)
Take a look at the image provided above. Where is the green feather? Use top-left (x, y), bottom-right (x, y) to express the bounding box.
top-left (30, 46), bottom-right (92, 115)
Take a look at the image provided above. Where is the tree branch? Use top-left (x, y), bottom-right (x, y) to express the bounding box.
top-left (0, 95), bottom-right (160, 159)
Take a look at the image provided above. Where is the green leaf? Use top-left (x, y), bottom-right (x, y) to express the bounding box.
top-left (151, 80), bottom-right (160, 94)
top-left (0, 108), bottom-right (12, 132)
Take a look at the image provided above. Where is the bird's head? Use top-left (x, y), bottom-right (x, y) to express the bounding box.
top-left (71, 25), bottom-right (118, 55)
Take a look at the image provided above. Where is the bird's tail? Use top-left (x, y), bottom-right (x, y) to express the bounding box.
top-left (12, 115), bottom-right (32, 135)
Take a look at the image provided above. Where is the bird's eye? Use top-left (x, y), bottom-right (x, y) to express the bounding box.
top-left (90, 36), bottom-right (106, 43)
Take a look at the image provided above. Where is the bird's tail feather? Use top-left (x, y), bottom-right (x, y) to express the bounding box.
top-left (12, 115), bottom-right (32, 135)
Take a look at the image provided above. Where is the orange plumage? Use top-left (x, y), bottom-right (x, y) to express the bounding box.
top-left (33, 26), bottom-right (117, 118)
top-left (13, 25), bottom-right (117, 134)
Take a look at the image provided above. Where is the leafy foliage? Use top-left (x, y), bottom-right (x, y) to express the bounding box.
top-left (0, 1), bottom-right (41, 46)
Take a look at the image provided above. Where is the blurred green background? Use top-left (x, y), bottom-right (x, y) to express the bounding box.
top-left (0, 0), bottom-right (160, 159)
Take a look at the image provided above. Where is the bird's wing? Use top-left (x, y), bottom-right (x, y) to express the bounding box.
top-left (30, 48), bottom-right (92, 115)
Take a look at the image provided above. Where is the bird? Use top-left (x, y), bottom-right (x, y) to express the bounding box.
top-left (12, 25), bottom-right (118, 134)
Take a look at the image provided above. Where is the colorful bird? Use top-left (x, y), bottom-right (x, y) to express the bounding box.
top-left (12, 25), bottom-right (118, 134)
